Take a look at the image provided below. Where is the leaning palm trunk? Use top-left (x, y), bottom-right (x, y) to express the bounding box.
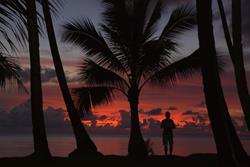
top-left (196, 0), bottom-right (249, 166)
top-left (217, 0), bottom-right (250, 132)
top-left (232, 0), bottom-right (250, 132)
top-left (41, 0), bottom-right (98, 156)
top-left (26, 0), bottom-right (51, 158)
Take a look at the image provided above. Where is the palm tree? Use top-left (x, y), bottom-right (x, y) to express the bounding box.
top-left (1, 0), bottom-right (51, 158)
top-left (40, 0), bottom-right (99, 156)
top-left (217, 0), bottom-right (250, 132)
top-left (0, 0), bottom-right (50, 158)
top-left (62, 0), bottom-right (199, 157)
top-left (196, 0), bottom-right (249, 166)
top-left (0, 2), bottom-right (25, 90)
top-left (25, 0), bottom-right (51, 158)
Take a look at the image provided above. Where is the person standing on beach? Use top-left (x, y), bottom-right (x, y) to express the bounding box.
top-left (161, 111), bottom-right (176, 156)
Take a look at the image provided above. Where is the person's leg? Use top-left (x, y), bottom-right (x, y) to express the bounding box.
top-left (164, 145), bottom-right (168, 156)
top-left (169, 136), bottom-right (173, 155)
top-left (163, 134), bottom-right (168, 156)
top-left (169, 144), bottom-right (173, 155)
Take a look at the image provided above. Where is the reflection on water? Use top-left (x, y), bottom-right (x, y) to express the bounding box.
top-left (0, 136), bottom-right (249, 157)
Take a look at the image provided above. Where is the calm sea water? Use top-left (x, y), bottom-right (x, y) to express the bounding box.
top-left (0, 135), bottom-right (249, 157)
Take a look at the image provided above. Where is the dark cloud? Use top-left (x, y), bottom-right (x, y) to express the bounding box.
top-left (44, 107), bottom-right (68, 128)
top-left (19, 68), bottom-right (30, 83)
top-left (117, 110), bottom-right (130, 128)
top-left (166, 106), bottom-right (178, 111)
top-left (20, 67), bottom-right (57, 83)
top-left (0, 99), bottom-right (70, 130)
top-left (41, 68), bottom-right (57, 82)
top-left (231, 115), bottom-right (248, 132)
top-left (82, 112), bottom-right (108, 122)
top-left (181, 120), bottom-right (197, 128)
top-left (191, 114), bottom-right (207, 127)
top-left (141, 108), bottom-right (163, 116)
top-left (194, 101), bottom-right (206, 108)
top-left (82, 112), bottom-right (98, 121)
top-left (141, 118), bottom-right (161, 128)
top-left (99, 115), bottom-right (108, 120)
top-left (182, 110), bottom-right (199, 116)
top-left (181, 110), bottom-right (209, 128)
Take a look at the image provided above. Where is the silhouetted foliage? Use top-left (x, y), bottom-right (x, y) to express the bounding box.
top-left (0, 1), bottom-right (27, 91)
top-left (0, 53), bottom-right (25, 90)
top-left (63, 0), bottom-right (199, 157)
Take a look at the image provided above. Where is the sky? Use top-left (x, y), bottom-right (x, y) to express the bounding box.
top-left (0, 0), bottom-right (250, 135)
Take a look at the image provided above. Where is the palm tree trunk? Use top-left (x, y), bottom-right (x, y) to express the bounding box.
top-left (196, 0), bottom-right (249, 166)
top-left (41, 0), bottom-right (99, 156)
top-left (26, 0), bottom-right (51, 158)
top-left (128, 87), bottom-right (147, 157)
top-left (217, 0), bottom-right (234, 55)
top-left (232, 0), bottom-right (250, 132)
top-left (217, 0), bottom-right (250, 132)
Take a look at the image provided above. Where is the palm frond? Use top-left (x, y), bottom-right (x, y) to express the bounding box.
top-left (140, 39), bottom-right (177, 77)
top-left (0, 53), bottom-right (27, 92)
top-left (141, 49), bottom-right (201, 88)
top-left (72, 86), bottom-right (115, 117)
top-left (101, 24), bottom-right (130, 71)
top-left (0, 21), bottom-right (22, 51)
top-left (133, 0), bottom-right (151, 42)
top-left (102, 0), bottom-right (129, 41)
top-left (62, 18), bottom-right (127, 75)
top-left (37, 0), bottom-right (64, 16)
top-left (0, 2), bottom-right (27, 51)
top-left (78, 58), bottom-right (129, 90)
top-left (102, 0), bottom-right (142, 51)
top-left (160, 4), bottom-right (196, 41)
top-left (143, 0), bottom-right (163, 41)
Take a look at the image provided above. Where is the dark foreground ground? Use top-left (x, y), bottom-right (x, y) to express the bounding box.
top-left (0, 154), bottom-right (222, 167)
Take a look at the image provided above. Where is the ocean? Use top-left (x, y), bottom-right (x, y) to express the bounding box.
top-left (0, 135), bottom-right (249, 157)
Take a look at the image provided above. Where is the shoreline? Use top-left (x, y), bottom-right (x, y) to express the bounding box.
top-left (0, 154), bottom-right (221, 167)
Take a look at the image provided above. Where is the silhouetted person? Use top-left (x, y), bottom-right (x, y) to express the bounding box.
top-left (161, 112), bottom-right (176, 156)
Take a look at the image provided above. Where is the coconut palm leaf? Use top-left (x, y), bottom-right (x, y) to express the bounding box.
top-left (132, 0), bottom-right (151, 43)
top-left (0, 0), bottom-right (27, 45)
top-left (1, 0), bottom-right (60, 46)
top-left (0, 52), bottom-right (26, 91)
top-left (143, 0), bottom-right (163, 41)
top-left (140, 39), bottom-right (177, 77)
top-left (102, 0), bottom-right (130, 47)
top-left (37, 0), bottom-right (64, 16)
top-left (141, 49), bottom-right (201, 88)
top-left (0, 2), bottom-right (26, 51)
top-left (78, 58), bottom-right (129, 90)
top-left (72, 86), bottom-right (115, 116)
top-left (160, 4), bottom-right (196, 40)
top-left (62, 18), bottom-right (127, 75)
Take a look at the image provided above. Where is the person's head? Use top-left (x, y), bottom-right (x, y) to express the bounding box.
top-left (165, 112), bottom-right (170, 119)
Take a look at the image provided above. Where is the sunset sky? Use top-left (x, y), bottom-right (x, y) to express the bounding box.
top-left (0, 0), bottom-right (250, 132)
